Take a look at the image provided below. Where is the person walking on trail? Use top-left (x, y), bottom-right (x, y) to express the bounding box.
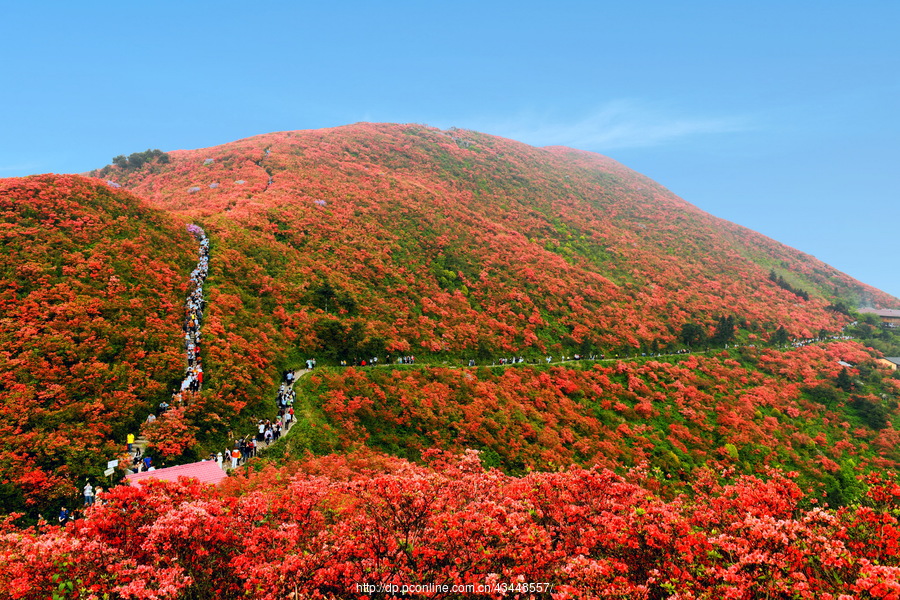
top-left (230, 447), bottom-right (240, 469)
top-left (83, 482), bottom-right (94, 507)
top-left (127, 433), bottom-right (135, 452)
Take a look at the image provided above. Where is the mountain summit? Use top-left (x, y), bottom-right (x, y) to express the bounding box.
top-left (95, 123), bottom-right (896, 358)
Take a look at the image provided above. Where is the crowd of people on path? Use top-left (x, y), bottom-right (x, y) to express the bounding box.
top-left (266, 331), bottom-right (856, 377)
top-left (58, 481), bottom-right (104, 524)
top-left (791, 334), bottom-right (853, 348)
top-left (175, 225), bottom-right (209, 403)
top-left (337, 343), bottom-right (816, 370)
top-left (129, 454), bottom-right (156, 474)
top-left (339, 355), bottom-right (416, 367)
top-left (216, 437), bottom-right (258, 470)
top-left (124, 225), bottom-right (210, 476)
top-left (226, 369), bottom-right (297, 469)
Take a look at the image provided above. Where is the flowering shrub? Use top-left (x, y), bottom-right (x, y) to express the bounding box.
top-left (0, 175), bottom-right (196, 510)
top-left (2, 452), bottom-right (900, 598)
top-left (283, 342), bottom-right (900, 498)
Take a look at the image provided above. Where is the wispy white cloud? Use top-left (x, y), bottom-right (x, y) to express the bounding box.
top-left (465, 100), bottom-right (752, 151)
top-left (0, 163), bottom-right (41, 174)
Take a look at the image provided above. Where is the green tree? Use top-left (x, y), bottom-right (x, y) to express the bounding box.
top-left (711, 315), bottom-right (736, 346)
top-left (110, 149), bottom-right (170, 172)
top-left (849, 395), bottom-right (888, 429)
top-left (310, 282), bottom-right (337, 314)
top-left (313, 318), bottom-right (367, 362)
top-left (771, 326), bottom-right (789, 346)
top-left (805, 382), bottom-right (841, 406)
top-left (127, 153), bottom-right (146, 169)
top-left (836, 367), bottom-right (853, 392)
top-left (679, 322), bottom-right (706, 347)
top-left (826, 300), bottom-right (852, 316)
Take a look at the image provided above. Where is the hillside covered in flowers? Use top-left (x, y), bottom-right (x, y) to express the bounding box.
top-left (3, 124), bottom-right (900, 597)
top-left (99, 123), bottom-right (895, 363)
top-left (275, 340), bottom-right (900, 503)
top-left (0, 176), bottom-right (199, 511)
top-left (7, 452), bottom-right (900, 599)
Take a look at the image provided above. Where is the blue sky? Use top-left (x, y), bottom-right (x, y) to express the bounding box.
top-left (2, 1), bottom-right (898, 299)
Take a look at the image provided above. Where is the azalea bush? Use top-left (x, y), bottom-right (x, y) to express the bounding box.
top-left (276, 341), bottom-right (900, 501)
top-left (3, 451), bottom-right (900, 599)
top-left (0, 175), bottom-right (195, 511)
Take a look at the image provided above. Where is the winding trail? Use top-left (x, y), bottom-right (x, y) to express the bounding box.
top-left (256, 146), bottom-right (274, 192)
top-left (227, 368), bottom-right (311, 467)
top-left (119, 219), bottom-right (857, 475)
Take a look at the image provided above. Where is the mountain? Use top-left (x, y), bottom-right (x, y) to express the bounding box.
top-left (1, 123), bottom-right (897, 509)
top-left (78, 123), bottom-right (900, 492)
top-left (4, 124), bottom-right (900, 597)
top-left (93, 124), bottom-right (895, 361)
